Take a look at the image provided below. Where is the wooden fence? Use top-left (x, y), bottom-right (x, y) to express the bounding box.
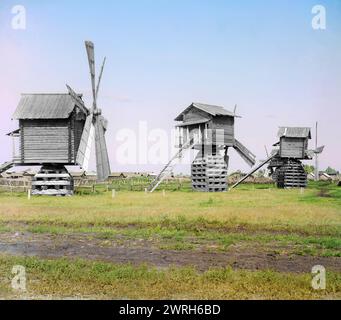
top-left (0, 176), bottom-right (287, 194)
top-left (0, 178), bottom-right (31, 192)
top-left (0, 176), bottom-right (192, 194)
top-left (75, 177), bottom-right (192, 193)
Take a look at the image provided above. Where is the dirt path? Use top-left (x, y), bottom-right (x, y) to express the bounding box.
top-left (0, 232), bottom-right (340, 273)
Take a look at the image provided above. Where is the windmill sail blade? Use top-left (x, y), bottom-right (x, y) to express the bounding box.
top-left (76, 114), bottom-right (94, 170)
top-left (66, 84), bottom-right (89, 115)
top-left (85, 41), bottom-right (97, 108)
top-left (314, 146), bottom-right (325, 154)
top-left (96, 57), bottom-right (106, 100)
top-left (94, 116), bottom-right (111, 181)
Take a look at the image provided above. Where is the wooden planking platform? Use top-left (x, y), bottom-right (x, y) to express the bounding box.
top-left (31, 165), bottom-right (74, 196)
top-left (276, 159), bottom-right (307, 188)
top-left (191, 153), bottom-right (228, 192)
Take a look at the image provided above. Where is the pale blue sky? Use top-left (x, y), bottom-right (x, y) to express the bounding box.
top-left (0, 0), bottom-right (340, 173)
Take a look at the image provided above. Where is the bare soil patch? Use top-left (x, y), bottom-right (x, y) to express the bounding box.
top-left (0, 232), bottom-right (340, 273)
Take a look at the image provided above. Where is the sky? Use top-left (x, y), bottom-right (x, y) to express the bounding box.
top-left (0, 0), bottom-right (340, 174)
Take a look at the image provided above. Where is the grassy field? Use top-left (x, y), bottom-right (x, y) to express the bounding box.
top-left (0, 255), bottom-right (340, 300)
top-left (0, 182), bottom-right (340, 299)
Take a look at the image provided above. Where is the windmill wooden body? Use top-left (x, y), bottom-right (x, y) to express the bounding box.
top-left (268, 127), bottom-right (324, 188)
top-left (0, 41), bottom-right (111, 196)
top-left (148, 103), bottom-right (256, 192)
top-left (231, 126), bottom-right (324, 189)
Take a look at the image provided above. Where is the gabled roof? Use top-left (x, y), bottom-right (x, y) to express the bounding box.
top-left (175, 102), bottom-right (239, 121)
top-left (13, 93), bottom-right (88, 120)
top-left (277, 127), bottom-right (311, 139)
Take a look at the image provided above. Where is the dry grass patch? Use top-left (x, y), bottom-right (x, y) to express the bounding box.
top-left (0, 255), bottom-right (340, 300)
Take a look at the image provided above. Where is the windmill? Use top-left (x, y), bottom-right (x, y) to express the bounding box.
top-left (231, 126), bottom-right (325, 189)
top-left (148, 103), bottom-right (256, 192)
top-left (0, 41), bottom-right (111, 195)
top-left (71, 41), bottom-right (111, 182)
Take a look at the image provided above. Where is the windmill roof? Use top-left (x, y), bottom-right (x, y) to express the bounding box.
top-left (175, 102), bottom-right (239, 121)
top-left (278, 127), bottom-right (311, 139)
top-left (13, 93), bottom-right (87, 120)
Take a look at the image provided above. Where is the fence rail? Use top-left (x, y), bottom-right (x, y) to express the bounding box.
top-left (0, 176), bottom-right (283, 194)
top-left (75, 177), bottom-right (192, 193)
top-left (0, 178), bottom-right (31, 192)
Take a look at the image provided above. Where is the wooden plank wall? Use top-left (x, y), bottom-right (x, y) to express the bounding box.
top-left (280, 137), bottom-right (306, 158)
top-left (74, 120), bottom-right (85, 159)
top-left (209, 116), bottom-right (234, 146)
top-left (180, 111), bottom-right (235, 147)
top-left (21, 119), bottom-right (70, 163)
top-left (69, 116), bottom-right (73, 163)
top-left (20, 121), bottom-right (24, 162)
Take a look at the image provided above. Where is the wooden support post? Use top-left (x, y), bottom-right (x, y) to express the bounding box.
top-left (27, 189), bottom-right (31, 200)
top-left (145, 188), bottom-right (148, 194)
top-left (112, 189), bottom-right (116, 198)
top-left (314, 122), bottom-right (319, 182)
top-left (92, 184), bottom-right (95, 193)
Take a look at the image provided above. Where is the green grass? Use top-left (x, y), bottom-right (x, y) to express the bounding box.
top-left (0, 224), bottom-right (11, 233)
top-left (159, 242), bottom-right (195, 251)
top-left (0, 255), bottom-right (340, 300)
top-left (0, 182), bottom-right (340, 255)
top-left (0, 182), bottom-right (340, 299)
top-left (0, 183), bottom-right (340, 235)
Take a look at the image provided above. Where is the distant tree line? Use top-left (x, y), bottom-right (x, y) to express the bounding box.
top-left (304, 165), bottom-right (339, 175)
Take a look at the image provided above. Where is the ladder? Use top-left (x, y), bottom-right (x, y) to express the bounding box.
top-left (148, 138), bottom-right (196, 192)
top-left (233, 139), bottom-right (256, 167)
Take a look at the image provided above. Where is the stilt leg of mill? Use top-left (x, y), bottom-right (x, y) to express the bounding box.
top-left (191, 149), bottom-right (228, 192)
top-left (31, 164), bottom-right (74, 196)
top-left (276, 159), bottom-right (307, 188)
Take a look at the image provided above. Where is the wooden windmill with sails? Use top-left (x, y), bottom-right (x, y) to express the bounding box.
top-left (0, 41), bottom-right (111, 195)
